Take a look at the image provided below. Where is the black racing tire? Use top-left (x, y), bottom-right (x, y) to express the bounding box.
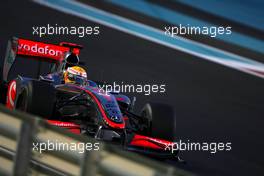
top-left (0, 83), bottom-right (7, 104)
top-left (16, 80), bottom-right (56, 118)
top-left (141, 102), bottom-right (176, 141)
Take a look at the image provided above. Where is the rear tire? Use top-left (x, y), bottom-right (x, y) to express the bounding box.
top-left (0, 83), bottom-right (7, 104)
top-left (141, 102), bottom-right (176, 141)
top-left (16, 80), bottom-right (56, 118)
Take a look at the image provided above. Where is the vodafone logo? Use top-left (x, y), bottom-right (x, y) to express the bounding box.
top-left (18, 43), bottom-right (63, 57)
top-left (17, 39), bottom-right (70, 60)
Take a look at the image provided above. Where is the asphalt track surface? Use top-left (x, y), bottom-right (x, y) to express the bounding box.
top-left (1, 1), bottom-right (264, 176)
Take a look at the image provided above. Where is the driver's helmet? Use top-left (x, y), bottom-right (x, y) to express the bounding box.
top-left (64, 66), bottom-right (87, 85)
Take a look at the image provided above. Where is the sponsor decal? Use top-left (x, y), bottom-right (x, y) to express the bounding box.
top-left (6, 80), bottom-right (16, 109)
top-left (17, 39), bottom-right (71, 60)
top-left (47, 120), bottom-right (80, 127)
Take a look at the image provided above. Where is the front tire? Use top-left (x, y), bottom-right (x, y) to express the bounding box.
top-left (141, 102), bottom-right (176, 141)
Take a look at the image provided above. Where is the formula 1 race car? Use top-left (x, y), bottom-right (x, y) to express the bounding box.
top-left (0, 37), bottom-right (178, 159)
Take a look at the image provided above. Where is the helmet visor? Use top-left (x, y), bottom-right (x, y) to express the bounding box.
top-left (67, 73), bottom-right (86, 85)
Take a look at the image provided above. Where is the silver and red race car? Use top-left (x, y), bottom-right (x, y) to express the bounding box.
top-left (0, 37), bottom-right (178, 159)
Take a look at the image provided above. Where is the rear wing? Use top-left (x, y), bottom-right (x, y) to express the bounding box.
top-left (2, 37), bottom-right (82, 82)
